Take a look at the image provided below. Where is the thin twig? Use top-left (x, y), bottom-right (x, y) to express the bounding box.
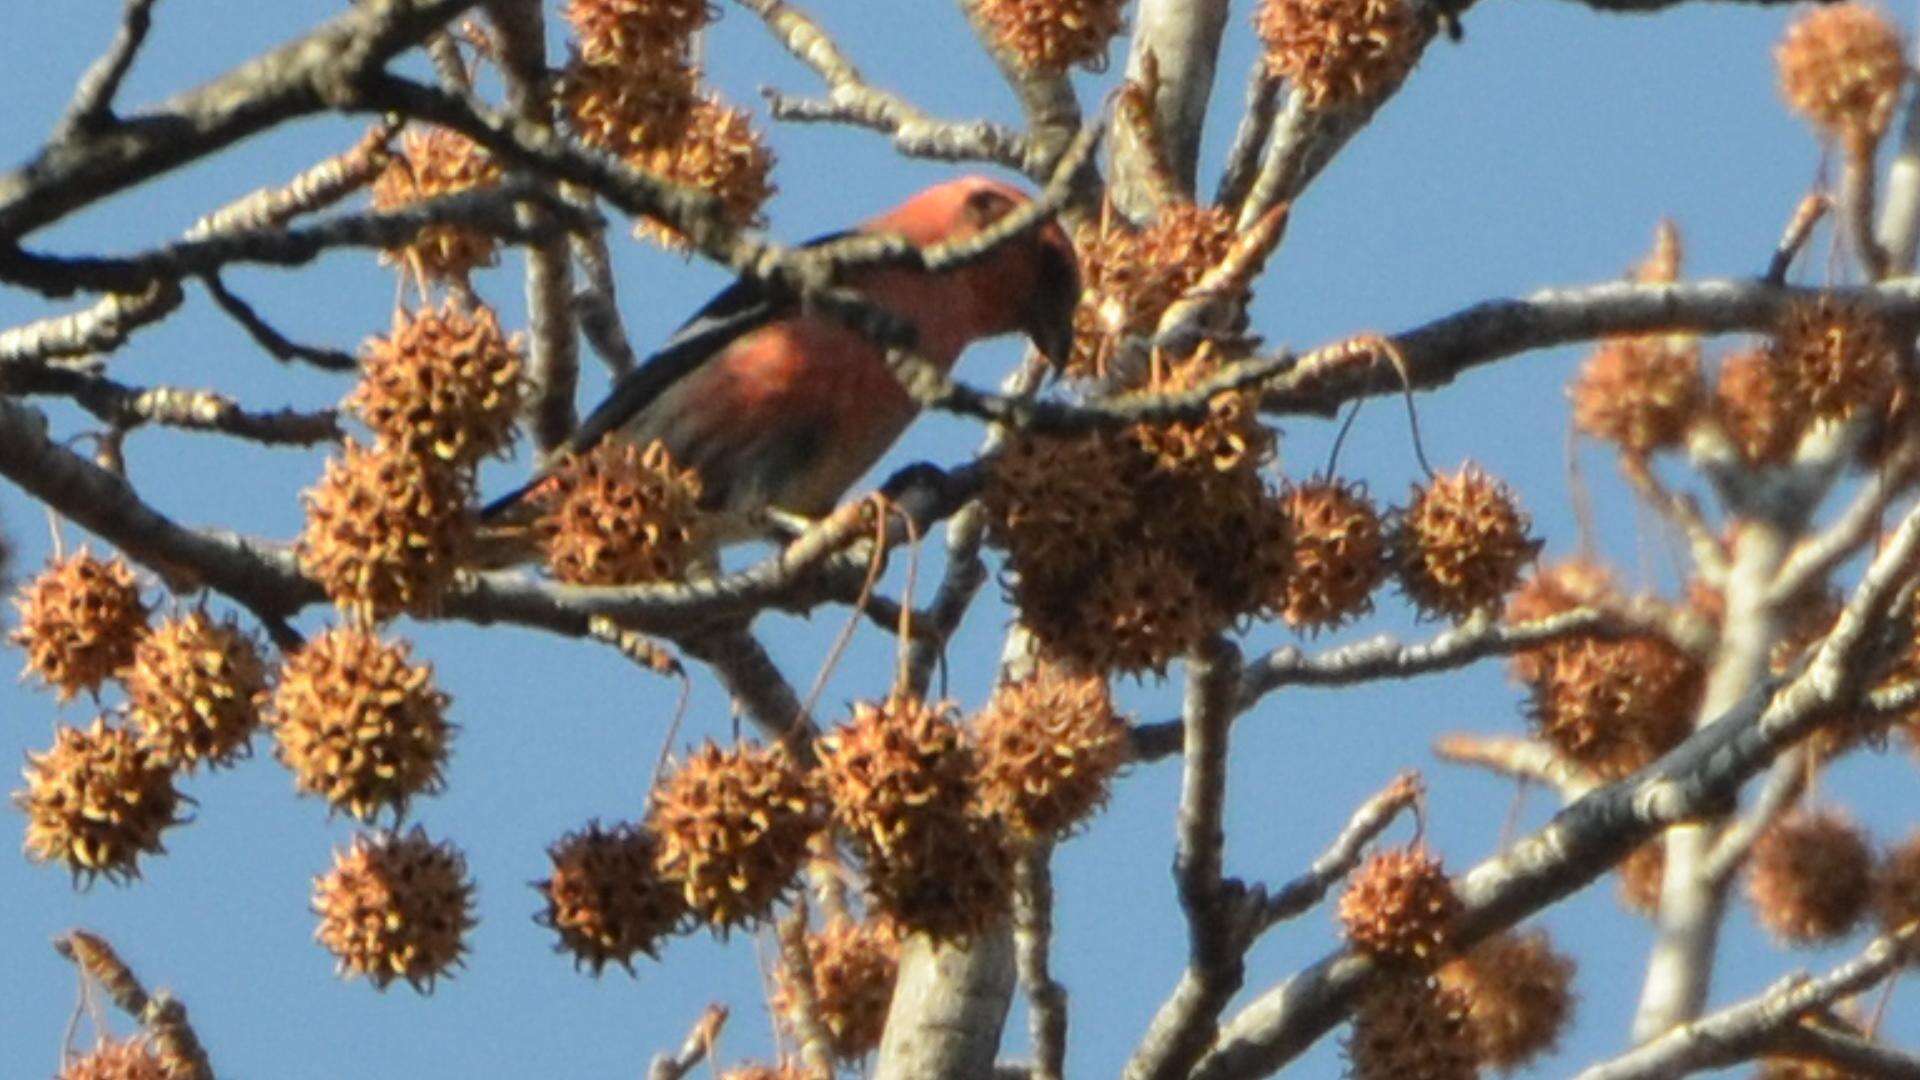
top-left (647, 1004), bottom-right (729, 1080)
top-left (57, 0), bottom-right (161, 138)
top-left (54, 930), bottom-right (214, 1080)
top-left (1700, 749), bottom-right (1807, 886)
top-left (1250, 772), bottom-right (1423, 929)
top-left (199, 273), bottom-right (358, 371)
top-left (1573, 929), bottom-right (1918, 1080)
top-left (1432, 734), bottom-right (1599, 801)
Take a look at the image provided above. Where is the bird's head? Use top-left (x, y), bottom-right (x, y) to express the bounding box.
top-left (868, 175), bottom-right (1081, 368)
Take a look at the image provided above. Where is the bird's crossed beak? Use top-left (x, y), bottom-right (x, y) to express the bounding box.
top-left (1025, 225), bottom-right (1081, 369)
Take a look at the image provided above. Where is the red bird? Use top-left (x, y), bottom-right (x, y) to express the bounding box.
top-left (483, 175), bottom-right (1079, 536)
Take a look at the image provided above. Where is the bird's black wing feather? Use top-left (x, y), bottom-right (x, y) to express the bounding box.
top-left (479, 231), bottom-right (853, 521)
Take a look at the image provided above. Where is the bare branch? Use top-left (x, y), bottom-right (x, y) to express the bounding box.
top-left (1131, 607), bottom-right (1627, 763)
top-left (57, 0), bottom-right (161, 138)
top-left (200, 273), bottom-right (359, 371)
top-left (0, 279), bottom-right (182, 366)
top-left (0, 364), bottom-right (342, 446)
top-left (1214, 67), bottom-right (1282, 212)
top-left (777, 907), bottom-right (838, 1079)
top-left (185, 121), bottom-right (397, 239)
top-left (681, 626), bottom-right (813, 741)
top-left (1123, 637), bottom-right (1246, 1080)
top-left (740, 0), bottom-right (1029, 169)
top-left (1012, 846), bottom-right (1068, 1080)
top-left (55, 930), bottom-right (214, 1080)
top-left (647, 1005), bottom-right (728, 1080)
top-left (1768, 1024), bottom-right (1920, 1078)
top-left (1773, 435), bottom-right (1920, 601)
top-left (0, 0), bottom-right (483, 241)
top-left (1251, 772), bottom-right (1423, 929)
top-left (1699, 749), bottom-right (1806, 887)
top-left (570, 227), bottom-right (639, 377)
top-left (1433, 734), bottom-right (1599, 800)
top-left (1881, 54), bottom-right (1920, 274)
top-left (1110, 0), bottom-right (1230, 211)
top-left (1262, 276), bottom-right (1920, 417)
top-left (1573, 929), bottom-right (1917, 1080)
top-left (0, 181), bottom-right (596, 298)
top-left (1188, 493), bottom-right (1920, 1077)
top-left (952, 0), bottom-right (1086, 181)
top-left (487, 0), bottom-right (579, 456)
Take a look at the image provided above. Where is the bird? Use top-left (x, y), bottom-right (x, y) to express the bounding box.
top-left (481, 175), bottom-right (1080, 542)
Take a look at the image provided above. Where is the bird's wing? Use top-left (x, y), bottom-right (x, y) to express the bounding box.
top-left (479, 232), bottom-right (854, 521)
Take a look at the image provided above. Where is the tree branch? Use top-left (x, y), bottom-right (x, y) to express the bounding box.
top-left (1250, 772), bottom-right (1423, 929)
top-left (1122, 637), bottom-right (1246, 1080)
top-left (0, 0), bottom-right (483, 240)
top-left (57, 0), bottom-right (161, 139)
top-left (1012, 846), bottom-right (1068, 1080)
top-left (1186, 494), bottom-right (1920, 1078)
top-left (740, 0), bottom-right (1030, 170)
top-left (1574, 929), bottom-right (1917, 1080)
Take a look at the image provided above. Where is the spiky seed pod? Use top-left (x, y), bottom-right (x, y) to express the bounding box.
top-left (983, 429), bottom-right (1135, 566)
top-left (1570, 338), bottom-right (1704, 456)
top-left (1123, 346), bottom-right (1277, 477)
top-left (537, 821), bottom-right (688, 972)
top-left (973, 665), bottom-right (1129, 840)
top-left (536, 439), bottom-right (706, 586)
top-left (1774, 295), bottom-right (1902, 424)
top-left (1272, 478), bottom-right (1389, 631)
top-left (1436, 929), bottom-right (1576, 1071)
top-left (650, 740), bottom-right (821, 933)
top-left (1339, 845), bottom-right (1461, 968)
top-left (814, 694), bottom-right (1013, 939)
top-left (862, 809), bottom-right (1015, 942)
top-left (297, 440), bottom-right (471, 625)
top-left (771, 917), bottom-right (900, 1060)
top-left (1063, 543), bottom-right (1221, 676)
top-left (57, 1038), bottom-right (175, 1080)
top-left (1070, 205), bottom-right (1237, 381)
top-left (11, 550), bottom-right (148, 702)
top-left (1344, 975), bottom-right (1478, 1080)
top-left (15, 718), bottom-right (182, 884)
top-left (632, 95), bottom-right (777, 249)
top-left (1876, 830), bottom-right (1920, 936)
top-left (564, 0), bottom-right (712, 65)
top-left (311, 827), bottom-right (475, 992)
top-left (1255, 0), bottom-right (1426, 110)
top-left (267, 626), bottom-right (453, 822)
top-left (558, 53), bottom-right (700, 158)
top-left (1527, 636), bottom-right (1701, 779)
top-left (1777, 4), bottom-right (1908, 151)
top-left (369, 127), bottom-right (503, 282)
top-left (1634, 219), bottom-right (1684, 285)
top-left (974, 0), bottom-right (1127, 73)
top-left (1746, 808), bottom-right (1874, 945)
top-left (815, 695), bottom-right (974, 859)
top-left (347, 302), bottom-right (527, 468)
top-left (123, 609), bottom-right (268, 772)
top-left (1504, 559), bottom-right (1617, 684)
top-left (1392, 465), bottom-right (1538, 622)
top-left (1617, 840), bottom-right (1665, 915)
top-left (1715, 348), bottom-right (1806, 466)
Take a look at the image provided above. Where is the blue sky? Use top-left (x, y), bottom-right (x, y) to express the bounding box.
top-left (2, 0), bottom-right (1915, 1076)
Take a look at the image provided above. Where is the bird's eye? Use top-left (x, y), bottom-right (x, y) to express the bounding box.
top-left (963, 187), bottom-right (1018, 227)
